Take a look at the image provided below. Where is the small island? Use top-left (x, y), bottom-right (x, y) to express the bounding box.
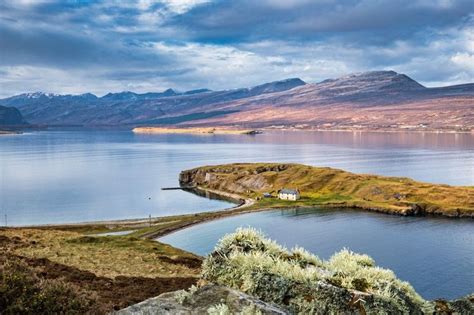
top-left (179, 163), bottom-right (474, 217)
top-left (132, 126), bottom-right (262, 135)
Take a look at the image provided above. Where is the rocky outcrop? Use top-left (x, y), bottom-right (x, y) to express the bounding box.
top-left (115, 284), bottom-right (287, 314)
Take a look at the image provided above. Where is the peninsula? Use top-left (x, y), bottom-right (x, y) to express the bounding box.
top-left (179, 163), bottom-right (474, 217)
top-left (132, 127), bottom-right (261, 135)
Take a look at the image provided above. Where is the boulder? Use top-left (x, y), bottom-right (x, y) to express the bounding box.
top-left (115, 284), bottom-right (287, 314)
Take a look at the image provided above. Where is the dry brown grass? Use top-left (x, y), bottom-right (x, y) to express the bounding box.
top-left (1, 229), bottom-right (201, 279)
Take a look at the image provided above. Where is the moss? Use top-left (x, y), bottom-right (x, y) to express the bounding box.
top-left (207, 303), bottom-right (231, 315)
top-left (241, 304), bottom-right (263, 315)
top-left (175, 285), bottom-right (198, 305)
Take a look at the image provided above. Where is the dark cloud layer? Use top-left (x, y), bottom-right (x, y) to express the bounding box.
top-left (170, 0), bottom-right (473, 43)
top-left (0, 0), bottom-right (472, 97)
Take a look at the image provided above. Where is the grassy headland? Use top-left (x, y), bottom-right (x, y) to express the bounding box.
top-left (180, 163), bottom-right (474, 217)
top-left (132, 126), bottom-right (261, 135)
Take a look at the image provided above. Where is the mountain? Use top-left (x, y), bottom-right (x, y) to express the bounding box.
top-left (101, 88), bottom-right (180, 101)
top-left (0, 71), bottom-right (472, 131)
top-left (186, 71), bottom-right (473, 131)
top-left (0, 78), bottom-right (306, 126)
top-left (0, 105), bottom-right (28, 126)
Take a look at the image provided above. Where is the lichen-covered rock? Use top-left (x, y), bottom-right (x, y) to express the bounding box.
top-left (432, 295), bottom-right (474, 314)
top-left (115, 284), bottom-right (287, 314)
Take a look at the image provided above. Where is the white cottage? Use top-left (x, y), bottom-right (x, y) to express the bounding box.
top-left (278, 188), bottom-right (300, 201)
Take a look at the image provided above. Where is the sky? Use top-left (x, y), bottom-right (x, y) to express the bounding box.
top-left (0, 0), bottom-right (473, 97)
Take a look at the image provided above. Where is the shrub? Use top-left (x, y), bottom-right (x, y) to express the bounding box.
top-left (0, 257), bottom-right (97, 314)
top-left (202, 228), bottom-right (427, 313)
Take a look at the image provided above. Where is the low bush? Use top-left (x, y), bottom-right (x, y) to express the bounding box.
top-left (202, 228), bottom-right (427, 314)
top-left (0, 257), bottom-right (97, 314)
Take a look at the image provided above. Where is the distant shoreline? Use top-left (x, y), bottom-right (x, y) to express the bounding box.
top-left (263, 126), bottom-right (473, 134)
top-left (6, 125), bottom-right (472, 134)
top-left (0, 130), bottom-right (22, 135)
top-left (132, 126), bottom-right (262, 135)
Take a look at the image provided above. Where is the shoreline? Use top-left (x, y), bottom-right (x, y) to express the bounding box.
top-left (0, 130), bottom-right (22, 135)
top-left (260, 127), bottom-right (474, 134)
top-left (11, 125), bottom-right (473, 134)
top-left (13, 184), bottom-right (472, 241)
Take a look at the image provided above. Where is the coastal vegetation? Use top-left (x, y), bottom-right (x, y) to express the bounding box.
top-left (0, 228), bottom-right (200, 312)
top-left (201, 228), bottom-right (428, 313)
top-left (179, 163), bottom-right (474, 217)
top-left (0, 256), bottom-right (95, 314)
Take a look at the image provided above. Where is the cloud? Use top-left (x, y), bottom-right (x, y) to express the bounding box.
top-left (0, 0), bottom-right (472, 97)
top-left (168, 0), bottom-right (473, 43)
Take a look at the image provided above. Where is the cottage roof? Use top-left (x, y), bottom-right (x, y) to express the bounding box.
top-left (279, 188), bottom-right (299, 195)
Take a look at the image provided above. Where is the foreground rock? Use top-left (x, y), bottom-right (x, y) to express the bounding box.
top-left (116, 284), bottom-right (286, 314)
top-left (118, 286), bottom-right (473, 315)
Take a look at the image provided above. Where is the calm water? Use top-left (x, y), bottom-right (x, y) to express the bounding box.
top-left (1, 129), bottom-right (473, 298)
top-left (0, 129), bottom-right (472, 225)
top-left (159, 208), bottom-right (474, 300)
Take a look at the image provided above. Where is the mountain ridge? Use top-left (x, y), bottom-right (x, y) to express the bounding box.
top-left (0, 71), bottom-right (472, 131)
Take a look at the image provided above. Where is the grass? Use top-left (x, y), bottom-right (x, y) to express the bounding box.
top-left (2, 229), bottom-right (200, 279)
top-left (0, 228), bottom-right (200, 313)
top-left (0, 256), bottom-right (96, 314)
top-left (180, 163), bottom-right (474, 217)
